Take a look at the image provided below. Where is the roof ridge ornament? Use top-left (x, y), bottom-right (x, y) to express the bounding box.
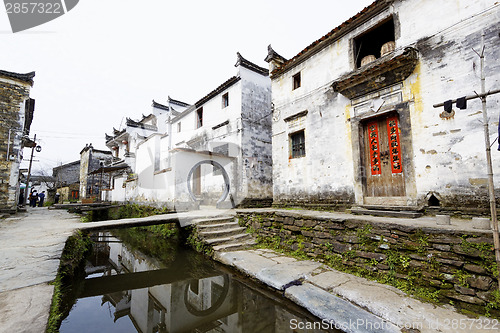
top-left (152, 99), bottom-right (170, 111)
top-left (265, 44), bottom-right (287, 64)
top-left (265, 44), bottom-right (288, 73)
top-left (235, 52), bottom-right (269, 76)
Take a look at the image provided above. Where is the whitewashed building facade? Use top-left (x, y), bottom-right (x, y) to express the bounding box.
top-left (266, 0), bottom-right (500, 212)
top-left (105, 53), bottom-right (272, 209)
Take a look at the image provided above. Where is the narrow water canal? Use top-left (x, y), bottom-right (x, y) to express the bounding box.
top-left (59, 228), bottom-right (337, 333)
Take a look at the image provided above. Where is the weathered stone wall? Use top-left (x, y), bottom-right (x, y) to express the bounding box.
top-left (79, 146), bottom-right (112, 199)
top-left (79, 147), bottom-right (90, 198)
top-left (238, 210), bottom-right (499, 316)
top-left (240, 66), bottom-right (273, 205)
top-left (53, 161), bottom-right (80, 186)
top-left (0, 77), bottom-right (31, 211)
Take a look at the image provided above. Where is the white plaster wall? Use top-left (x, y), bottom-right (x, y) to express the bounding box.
top-left (113, 63), bottom-right (271, 206)
top-left (172, 81), bottom-right (243, 148)
top-left (396, 0), bottom-right (500, 204)
top-left (271, 0), bottom-right (500, 206)
top-left (271, 41), bottom-right (355, 203)
top-left (111, 176), bottom-right (126, 202)
top-left (171, 151), bottom-right (235, 206)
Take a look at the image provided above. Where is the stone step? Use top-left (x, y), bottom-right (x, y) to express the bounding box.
top-left (204, 233), bottom-right (253, 245)
top-left (350, 207), bottom-right (423, 218)
top-left (193, 216), bottom-right (235, 226)
top-left (212, 239), bottom-right (257, 252)
top-left (197, 221), bottom-right (240, 231)
top-left (359, 205), bottom-right (424, 212)
top-left (199, 227), bottom-right (247, 239)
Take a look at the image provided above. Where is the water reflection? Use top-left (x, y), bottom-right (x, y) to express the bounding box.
top-left (60, 231), bottom-right (334, 333)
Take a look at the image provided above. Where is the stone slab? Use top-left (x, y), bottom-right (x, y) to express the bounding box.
top-left (214, 251), bottom-right (278, 278)
top-left (285, 283), bottom-right (400, 333)
top-left (0, 284), bottom-right (54, 333)
top-left (307, 270), bottom-right (354, 290)
top-left (256, 260), bottom-right (322, 290)
top-left (269, 256), bottom-right (297, 264)
top-left (307, 269), bottom-right (498, 333)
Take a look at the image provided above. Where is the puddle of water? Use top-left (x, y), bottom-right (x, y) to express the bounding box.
top-left (59, 230), bottom-right (338, 333)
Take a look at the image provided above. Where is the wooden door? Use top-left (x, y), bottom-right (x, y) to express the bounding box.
top-left (363, 114), bottom-right (405, 201)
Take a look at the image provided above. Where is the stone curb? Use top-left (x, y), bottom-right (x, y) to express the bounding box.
top-left (214, 248), bottom-right (500, 333)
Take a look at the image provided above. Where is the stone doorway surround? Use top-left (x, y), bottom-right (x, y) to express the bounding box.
top-left (348, 84), bottom-right (418, 208)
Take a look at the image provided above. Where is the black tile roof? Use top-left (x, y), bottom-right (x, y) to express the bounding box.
top-left (172, 53), bottom-right (264, 122)
top-left (0, 70), bottom-right (35, 86)
top-left (270, 0), bottom-right (391, 77)
top-left (168, 96), bottom-right (191, 108)
top-left (194, 76), bottom-right (242, 109)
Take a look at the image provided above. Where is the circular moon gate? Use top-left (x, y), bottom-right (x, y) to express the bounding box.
top-left (183, 275), bottom-right (230, 316)
top-left (186, 160), bottom-right (230, 205)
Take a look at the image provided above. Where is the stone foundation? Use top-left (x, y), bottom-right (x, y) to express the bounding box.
top-left (237, 210), bottom-right (500, 317)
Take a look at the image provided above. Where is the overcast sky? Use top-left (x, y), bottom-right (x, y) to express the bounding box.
top-left (1, 0), bottom-right (373, 174)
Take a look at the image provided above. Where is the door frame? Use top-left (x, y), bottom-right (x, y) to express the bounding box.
top-left (350, 102), bottom-right (417, 207)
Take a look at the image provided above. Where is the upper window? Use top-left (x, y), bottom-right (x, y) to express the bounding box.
top-left (290, 130), bottom-right (305, 158)
top-left (354, 17), bottom-right (395, 68)
top-left (196, 108), bottom-right (203, 128)
top-left (222, 93), bottom-right (229, 108)
top-left (177, 122), bottom-right (181, 133)
top-left (292, 72), bottom-right (301, 90)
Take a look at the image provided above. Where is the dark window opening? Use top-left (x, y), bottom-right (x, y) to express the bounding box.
top-left (292, 72), bottom-right (301, 90)
top-left (290, 130), bottom-right (305, 158)
top-left (177, 122), bottom-right (181, 133)
top-left (354, 17), bottom-right (395, 68)
top-left (222, 93), bottom-right (229, 108)
top-left (428, 194), bottom-right (440, 207)
top-left (196, 108), bottom-right (203, 128)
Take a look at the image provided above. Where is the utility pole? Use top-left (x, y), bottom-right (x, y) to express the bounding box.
top-left (434, 33), bottom-right (500, 289)
top-left (24, 134), bottom-right (36, 206)
top-left (167, 97), bottom-right (173, 169)
top-left (476, 35), bottom-right (500, 290)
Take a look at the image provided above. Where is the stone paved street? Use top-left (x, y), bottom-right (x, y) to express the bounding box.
top-left (0, 208), bottom-right (81, 333)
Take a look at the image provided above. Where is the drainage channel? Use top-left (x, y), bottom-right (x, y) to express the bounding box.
top-left (58, 229), bottom-right (339, 333)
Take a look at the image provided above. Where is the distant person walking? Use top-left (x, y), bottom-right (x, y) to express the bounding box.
top-left (30, 191), bottom-right (38, 207)
top-left (38, 191), bottom-right (45, 207)
top-left (54, 192), bottom-right (60, 204)
top-left (19, 189), bottom-right (24, 205)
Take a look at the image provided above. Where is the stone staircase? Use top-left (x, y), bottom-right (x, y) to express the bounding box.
top-left (193, 216), bottom-right (256, 252)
